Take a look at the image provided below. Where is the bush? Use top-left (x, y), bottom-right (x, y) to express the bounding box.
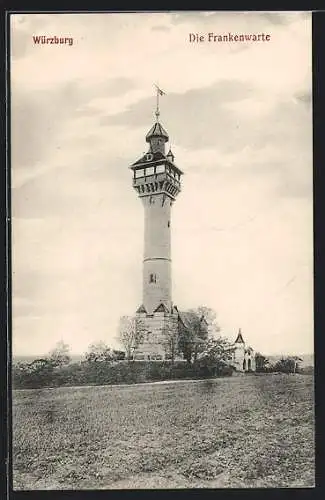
top-left (273, 357), bottom-right (303, 374)
top-left (12, 358), bottom-right (234, 390)
top-left (297, 365), bottom-right (314, 375)
top-left (193, 360), bottom-right (234, 378)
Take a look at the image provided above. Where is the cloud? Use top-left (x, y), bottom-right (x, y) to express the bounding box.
top-left (11, 76), bottom-right (137, 181)
top-left (99, 81), bottom-right (312, 204)
top-left (95, 77), bottom-right (138, 97)
top-left (12, 155), bottom-right (128, 219)
top-left (11, 81), bottom-right (85, 174)
top-left (100, 80), bottom-right (256, 143)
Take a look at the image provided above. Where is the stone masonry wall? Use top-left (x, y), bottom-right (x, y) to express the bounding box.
top-left (134, 311), bottom-right (178, 360)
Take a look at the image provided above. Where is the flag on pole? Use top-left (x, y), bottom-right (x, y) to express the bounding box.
top-left (155, 84), bottom-right (166, 96)
top-left (154, 84), bottom-right (166, 120)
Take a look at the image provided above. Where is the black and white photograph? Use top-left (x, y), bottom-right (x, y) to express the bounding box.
top-left (10, 11), bottom-right (314, 490)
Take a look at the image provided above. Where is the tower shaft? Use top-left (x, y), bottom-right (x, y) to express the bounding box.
top-left (142, 194), bottom-right (172, 314)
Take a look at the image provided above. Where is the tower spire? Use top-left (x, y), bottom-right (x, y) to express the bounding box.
top-left (235, 328), bottom-right (245, 344)
top-left (154, 84), bottom-right (166, 122)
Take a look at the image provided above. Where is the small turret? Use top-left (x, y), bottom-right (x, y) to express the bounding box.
top-left (235, 328), bottom-right (245, 344)
top-left (167, 148), bottom-right (175, 163)
top-left (145, 122), bottom-right (169, 154)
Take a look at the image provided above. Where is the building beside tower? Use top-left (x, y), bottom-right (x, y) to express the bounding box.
top-left (130, 89), bottom-right (182, 360)
top-left (231, 328), bottom-right (256, 372)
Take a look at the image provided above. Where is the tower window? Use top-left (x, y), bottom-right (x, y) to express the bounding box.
top-left (167, 221), bottom-right (170, 227)
top-left (149, 273), bottom-right (157, 283)
top-left (135, 169), bottom-right (144, 178)
top-left (156, 165), bottom-right (165, 174)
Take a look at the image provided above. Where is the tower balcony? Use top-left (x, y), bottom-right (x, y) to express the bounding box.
top-left (133, 171), bottom-right (181, 199)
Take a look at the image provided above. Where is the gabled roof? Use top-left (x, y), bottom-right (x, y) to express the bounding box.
top-left (153, 303), bottom-right (169, 313)
top-left (178, 311), bottom-right (192, 329)
top-left (200, 316), bottom-right (208, 325)
top-left (178, 311), bottom-right (207, 330)
top-left (131, 150), bottom-right (166, 167)
top-left (136, 304), bottom-right (147, 314)
top-left (146, 121), bottom-right (169, 142)
top-left (235, 328), bottom-right (245, 344)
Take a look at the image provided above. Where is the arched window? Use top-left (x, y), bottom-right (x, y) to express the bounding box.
top-left (243, 359), bottom-right (246, 371)
top-left (149, 273), bottom-right (157, 283)
top-left (248, 358), bottom-right (252, 371)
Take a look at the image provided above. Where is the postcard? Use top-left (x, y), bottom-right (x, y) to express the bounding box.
top-left (10, 11), bottom-right (314, 490)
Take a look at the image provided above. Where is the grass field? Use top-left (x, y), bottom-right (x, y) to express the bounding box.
top-left (12, 374), bottom-right (314, 490)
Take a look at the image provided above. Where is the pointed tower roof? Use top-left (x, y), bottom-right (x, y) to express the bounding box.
top-left (235, 328), bottom-right (245, 344)
top-left (136, 304), bottom-right (147, 314)
top-left (146, 84), bottom-right (169, 143)
top-left (166, 147), bottom-right (175, 163)
top-left (153, 303), bottom-right (169, 313)
top-left (146, 122), bottom-right (169, 143)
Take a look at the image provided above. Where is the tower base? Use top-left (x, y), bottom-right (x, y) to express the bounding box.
top-left (133, 306), bottom-right (179, 361)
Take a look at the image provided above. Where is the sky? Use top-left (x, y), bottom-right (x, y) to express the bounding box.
top-left (10, 11), bottom-right (313, 357)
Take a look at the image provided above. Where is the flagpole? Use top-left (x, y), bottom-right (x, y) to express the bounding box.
top-left (155, 84), bottom-right (160, 121)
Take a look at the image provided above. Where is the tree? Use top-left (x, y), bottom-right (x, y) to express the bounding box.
top-left (255, 352), bottom-right (269, 372)
top-left (196, 306), bottom-right (221, 338)
top-left (196, 336), bottom-right (236, 376)
top-left (112, 350), bottom-right (126, 360)
top-left (178, 307), bottom-right (217, 364)
top-left (162, 320), bottom-right (178, 364)
top-left (48, 341), bottom-right (71, 368)
top-left (274, 356), bottom-right (302, 374)
top-left (292, 355), bottom-right (303, 374)
top-left (14, 358), bottom-right (56, 388)
top-left (117, 316), bottom-right (146, 360)
top-left (84, 341), bottom-right (114, 363)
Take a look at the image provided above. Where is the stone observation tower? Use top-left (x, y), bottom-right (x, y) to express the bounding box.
top-left (130, 86), bottom-right (183, 360)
